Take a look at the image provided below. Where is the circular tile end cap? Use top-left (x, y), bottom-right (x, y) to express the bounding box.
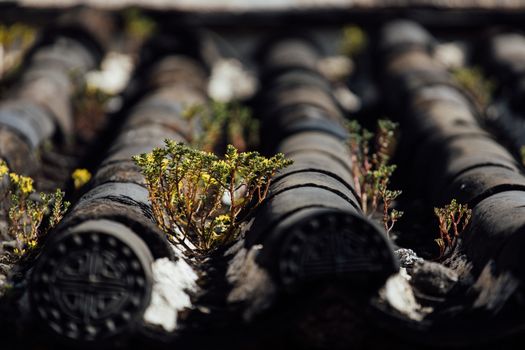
top-left (278, 210), bottom-right (399, 290)
top-left (29, 220), bottom-right (154, 344)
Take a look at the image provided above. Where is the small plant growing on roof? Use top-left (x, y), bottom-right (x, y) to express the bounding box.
top-left (434, 199), bottom-right (472, 259)
top-left (347, 119), bottom-right (403, 236)
top-left (122, 8), bottom-right (157, 52)
top-left (71, 168), bottom-right (92, 189)
top-left (0, 23), bottom-right (35, 79)
top-left (520, 146), bottom-right (525, 167)
top-left (72, 81), bottom-right (112, 144)
top-left (183, 100), bottom-right (259, 153)
top-left (133, 141), bottom-right (292, 252)
top-left (451, 66), bottom-right (494, 110)
top-left (0, 159), bottom-right (70, 261)
top-left (340, 25), bottom-right (367, 58)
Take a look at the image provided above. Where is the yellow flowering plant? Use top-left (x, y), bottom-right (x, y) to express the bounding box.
top-left (133, 141), bottom-right (292, 251)
top-left (0, 162), bottom-right (8, 177)
top-left (72, 168), bottom-right (92, 189)
top-left (0, 159), bottom-right (70, 260)
top-left (0, 23), bottom-right (35, 79)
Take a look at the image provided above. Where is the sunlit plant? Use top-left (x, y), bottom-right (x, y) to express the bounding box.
top-left (72, 82), bottom-right (112, 143)
top-left (122, 8), bottom-right (157, 53)
top-left (434, 199), bottom-right (472, 259)
top-left (347, 119), bottom-right (403, 236)
top-left (340, 25), bottom-right (367, 58)
top-left (451, 66), bottom-right (494, 110)
top-left (0, 23), bottom-right (35, 79)
top-left (183, 100), bottom-right (259, 153)
top-left (0, 159), bottom-right (69, 260)
top-left (71, 168), bottom-right (92, 189)
top-left (133, 141), bottom-right (292, 252)
top-left (372, 165), bottom-right (403, 237)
